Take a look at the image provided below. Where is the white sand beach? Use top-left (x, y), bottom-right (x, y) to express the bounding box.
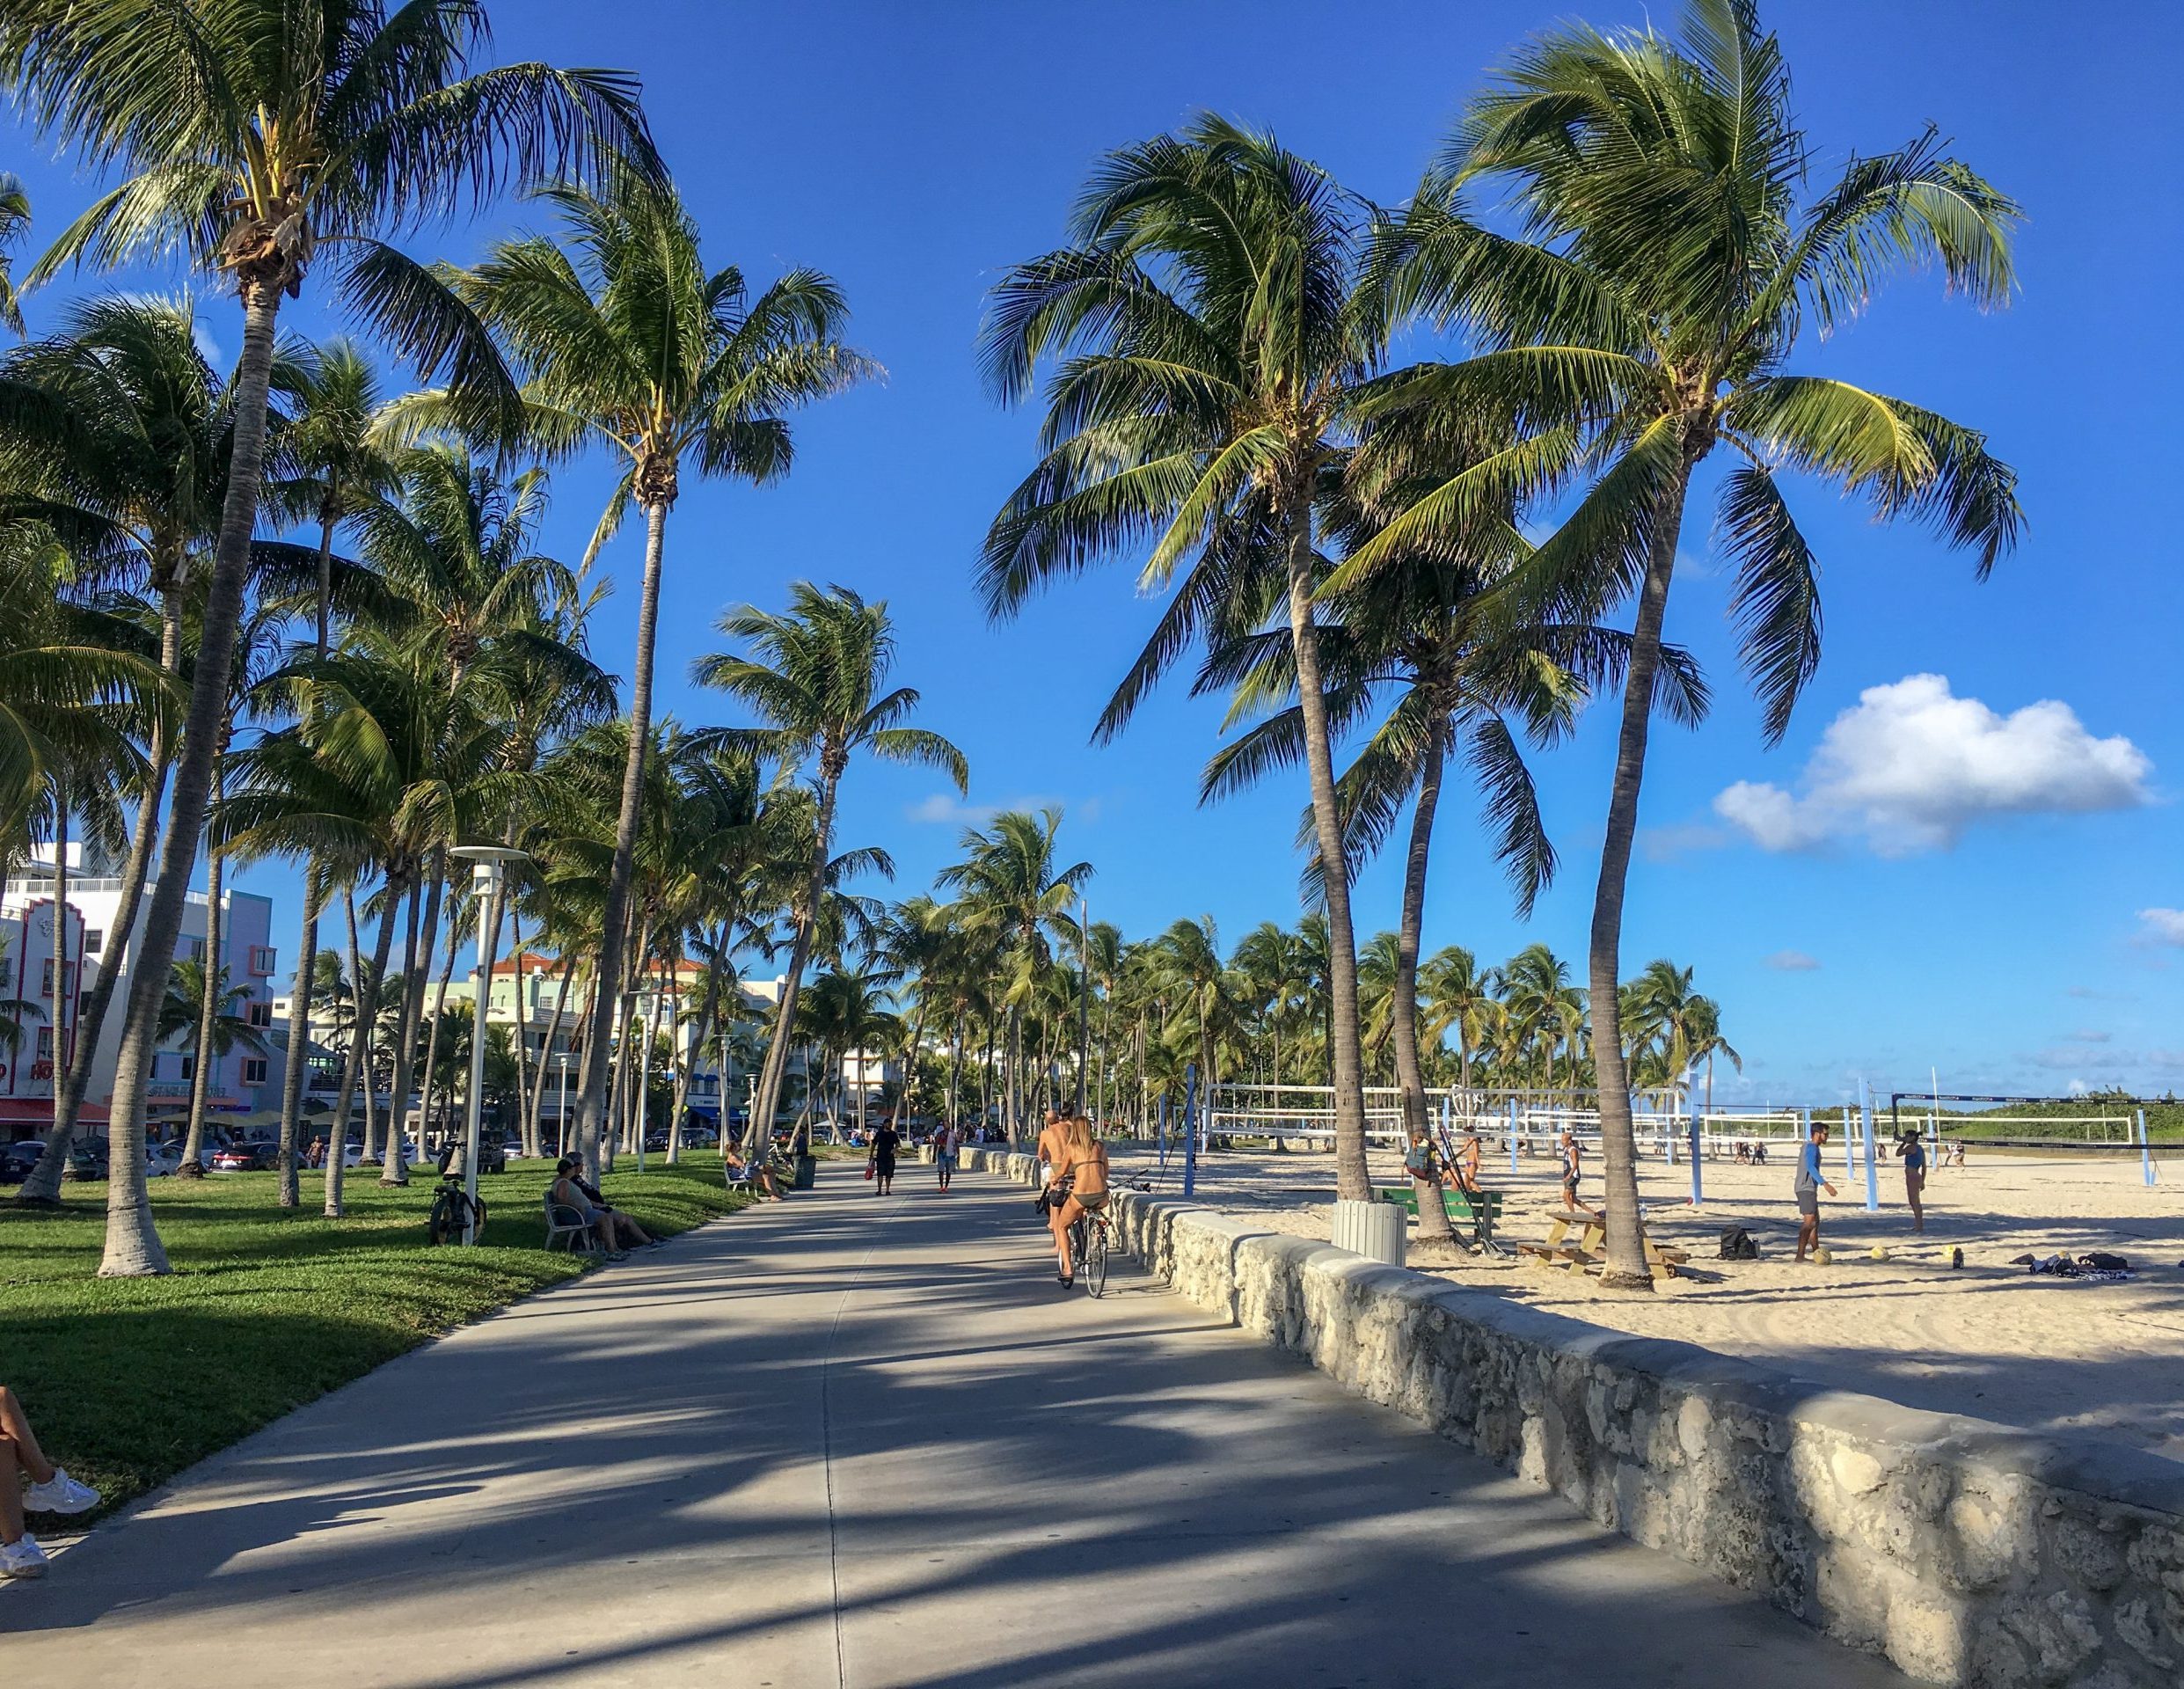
top-left (1113, 1140), bottom-right (2184, 1460)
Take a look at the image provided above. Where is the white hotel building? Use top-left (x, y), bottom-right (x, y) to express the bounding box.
top-left (0, 843), bottom-right (282, 1142)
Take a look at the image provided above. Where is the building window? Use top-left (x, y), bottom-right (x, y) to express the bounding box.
top-left (241, 1058), bottom-right (268, 1086)
top-left (247, 1000), bottom-right (274, 1028)
top-left (247, 945), bottom-right (277, 976)
top-left (189, 939), bottom-right (207, 962)
top-left (83, 928), bottom-right (104, 955)
top-left (179, 1056), bottom-right (195, 1081)
top-left (34, 1027), bottom-right (54, 1059)
top-left (40, 960), bottom-right (74, 998)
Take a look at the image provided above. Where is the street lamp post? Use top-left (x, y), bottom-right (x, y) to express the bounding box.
top-left (554, 1051), bottom-right (574, 1157)
top-left (449, 844), bottom-right (530, 1244)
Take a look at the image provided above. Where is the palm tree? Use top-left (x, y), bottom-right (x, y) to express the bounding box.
top-left (937, 808), bottom-right (1091, 1141)
top-left (435, 172), bottom-right (868, 1180)
top-left (1419, 946), bottom-right (1498, 1104)
top-left (0, 294), bottom-right (251, 1203)
top-left (981, 115), bottom-right (1393, 1202)
top-left (1231, 923), bottom-right (1306, 1095)
top-left (696, 584), bottom-right (964, 1158)
top-left (156, 957), bottom-right (269, 1125)
top-left (3, 0), bottom-right (657, 1274)
top-left (0, 173), bottom-right (26, 335)
top-left (262, 338), bottom-right (404, 1201)
top-left (1148, 917), bottom-right (1233, 1109)
top-left (1355, 1), bottom-right (2020, 1285)
top-left (226, 630), bottom-right (511, 1214)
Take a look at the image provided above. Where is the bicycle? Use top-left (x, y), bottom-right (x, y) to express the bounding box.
top-left (427, 1175), bottom-right (486, 1247)
top-left (1067, 1204), bottom-right (1110, 1298)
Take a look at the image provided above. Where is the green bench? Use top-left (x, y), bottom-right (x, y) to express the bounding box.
top-left (1374, 1184), bottom-right (1503, 1239)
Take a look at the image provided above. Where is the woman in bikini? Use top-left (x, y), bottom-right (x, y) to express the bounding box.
top-left (1045, 1115), bottom-right (1110, 1287)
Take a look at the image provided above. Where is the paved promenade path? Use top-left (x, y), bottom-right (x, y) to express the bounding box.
top-left (2, 1167), bottom-right (1902, 1687)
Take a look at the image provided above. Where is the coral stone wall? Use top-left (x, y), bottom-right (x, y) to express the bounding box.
top-left (962, 1147), bottom-right (2184, 1686)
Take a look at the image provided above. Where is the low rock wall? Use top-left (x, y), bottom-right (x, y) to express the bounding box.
top-left (960, 1146), bottom-right (2184, 1686)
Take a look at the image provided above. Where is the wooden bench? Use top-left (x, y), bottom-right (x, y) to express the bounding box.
top-left (1373, 1184), bottom-right (1504, 1244)
top-left (1523, 1209), bottom-right (1686, 1282)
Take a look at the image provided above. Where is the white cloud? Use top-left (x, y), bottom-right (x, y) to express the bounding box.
top-left (1712, 675), bottom-right (2151, 856)
top-left (1764, 949), bottom-right (1821, 971)
top-left (906, 794), bottom-right (1002, 826)
top-left (906, 792), bottom-right (1087, 828)
top-left (2137, 908), bottom-right (2184, 947)
top-left (2064, 1029), bottom-right (2113, 1044)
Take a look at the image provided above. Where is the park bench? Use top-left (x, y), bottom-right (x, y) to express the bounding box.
top-left (1372, 1183), bottom-right (1504, 1245)
top-left (543, 1191), bottom-right (599, 1254)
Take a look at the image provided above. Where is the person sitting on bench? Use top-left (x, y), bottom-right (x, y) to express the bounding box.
top-left (724, 1144), bottom-right (783, 1201)
top-left (551, 1159), bottom-right (654, 1254)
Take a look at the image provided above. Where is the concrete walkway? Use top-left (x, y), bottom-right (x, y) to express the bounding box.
top-left (1, 1168), bottom-right (1904, 1687)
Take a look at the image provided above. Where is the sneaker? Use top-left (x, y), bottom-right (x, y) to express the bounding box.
top-left (2, 1535), bottom-right (48, 1579)
top-left (23, 1467), bottom-right (99, 1516)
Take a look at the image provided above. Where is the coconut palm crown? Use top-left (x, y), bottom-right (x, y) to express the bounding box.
top-left (1349, 0), bottom-right (2021, 1286)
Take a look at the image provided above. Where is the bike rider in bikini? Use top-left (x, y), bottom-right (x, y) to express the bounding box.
top-left (1044, 1115), bottom-right (1109, 1288)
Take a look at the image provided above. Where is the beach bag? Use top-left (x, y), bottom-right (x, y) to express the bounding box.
top-left (863, 1161), bottom-right (875, 1181)
top-left (1402, 1143), bottom-right (1433, 1179)
top-left (1718, 1225), bottom-right (1760, 1261)
top-left (2079, 1251), bottom-right (2129, 1274)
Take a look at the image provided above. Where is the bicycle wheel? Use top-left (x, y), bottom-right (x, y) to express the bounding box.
top-left (427, 1191), bottom-right (457, 1247)
top-left (1083, 1219), bottom-right (1107, 1298)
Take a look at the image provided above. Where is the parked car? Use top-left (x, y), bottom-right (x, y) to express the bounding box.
top-left (145, 1141), bottom-right (186, 1178)
top-left (0, 1141), bottom-right (42, 1185)
top-left (210, 1142), bottom-right (274, 1172)
top-left (67, 1139), bottom-right (110, 1181)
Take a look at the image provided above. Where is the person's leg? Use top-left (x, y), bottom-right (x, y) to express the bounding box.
top-left (1055, 1198), bottom-right (1081, 1279)
top-left (1796, 1211), bottom-right (1814, 1261)
top-left (0, 1388), bottom-right (55, 1485)
top-left (1, 1435), bottom-right (25, 1546)
top-left (1907, 1172), bottom-right (1925, 1232)
top-left (593, 1216), bottom-right (619, 1253)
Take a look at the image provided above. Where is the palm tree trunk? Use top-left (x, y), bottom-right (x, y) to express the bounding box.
top-left (572, 499), bottom-right (668, 1182)
top-left (19, 583), bottom-right (182, 1209)
top-left (524, 954), bottom-right (577, 1157)
top-left (1282, 513), bottom-right (1370, 1201)
top-left (380, 872), bottom-right (430, 1185)
top-left (340, 888), bottom-right (376, 1161)
top-left (1587, 457), bottom-right (1695, 1291)
top-left (1394, 736), bottom-right (1454, 1242)
top-left (749, 770), bottom-right (837, 1156)
top-left (506, 904), bottom-right (534, 1158)
top-left (417, 894), bottom-right (462, 1161)
top-left (338, 888), bottom-right (402, 1217)
top-left (180, 750), bottom-right (227, 1175)
top-left (98, 282), bottom-right (285, 1275)
top-left (276, 515), bottom-right (340, 1205)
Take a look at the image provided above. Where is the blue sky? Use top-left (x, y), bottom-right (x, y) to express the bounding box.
top-left (9, 1), bottom-right (2180, 1104)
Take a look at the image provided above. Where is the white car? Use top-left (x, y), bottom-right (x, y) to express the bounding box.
top-left (145, 1142), bottom-right (186, 1178)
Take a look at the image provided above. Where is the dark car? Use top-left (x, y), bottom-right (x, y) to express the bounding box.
top-left (0, 1140), bottom-right (43, 1185)
top-left (66, 1138), bottom-right (110, 1180)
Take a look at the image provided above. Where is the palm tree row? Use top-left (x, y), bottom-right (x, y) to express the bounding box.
top-left (978, 0), bottom-right (2020, 1285)
top-left (0, 1), bottom-right (898, 1273)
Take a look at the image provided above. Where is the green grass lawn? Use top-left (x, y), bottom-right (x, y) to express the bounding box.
top-left (0, 1158), bottom-right (755, 1523)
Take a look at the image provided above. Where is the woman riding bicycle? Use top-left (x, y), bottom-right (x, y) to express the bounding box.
top-left (1044, 1115), bottom-right (1109, 1288)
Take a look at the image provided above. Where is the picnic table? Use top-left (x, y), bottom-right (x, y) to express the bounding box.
top-left (1516, 1209), bottom-right (1688, 1283)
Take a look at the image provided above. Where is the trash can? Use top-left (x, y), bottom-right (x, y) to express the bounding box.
top-left (793, 1152), bottom-right (817, 1189)
top-left (1331, 1196), bottom-right (1406, 1268)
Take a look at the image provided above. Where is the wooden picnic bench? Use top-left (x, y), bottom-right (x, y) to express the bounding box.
top-left (1516, 1209), bottom-right (1688, 1282)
